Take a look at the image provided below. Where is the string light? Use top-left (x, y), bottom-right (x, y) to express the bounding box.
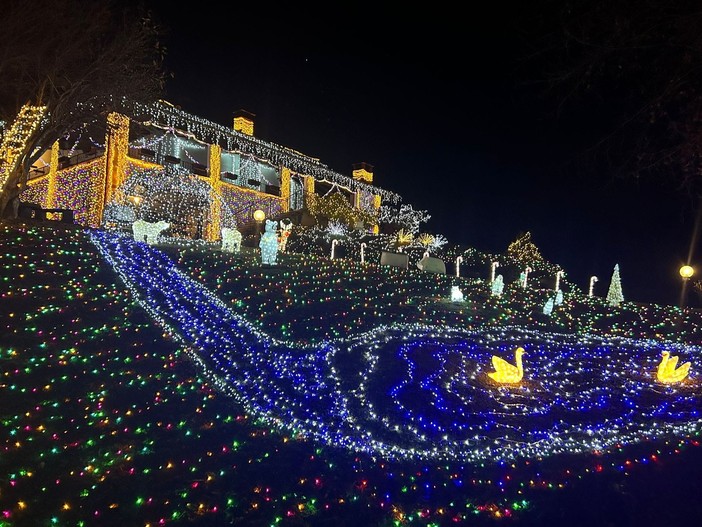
top-left (589, 276), bottom-right (599, 297)
top-left (87, 230), bottom-right (702, 465)
top-left (15, 99), bottom-right (398, 242)
top-left (0, 104), bottom-right (47, 194)
top-left (555, 270), bottom-right (565, 292)
top-left (506, 232), bottom-right (544, 264)
top-left (45, 142), bottom-right (60, 209)
top-left (8, 98), bottom-right (702, 527)
top-left (129, 99), bottom-right (401, 203)
top-left (4, 223), bottom-right (702, 527)
top-left (607, 264), bottom-right (625, 306)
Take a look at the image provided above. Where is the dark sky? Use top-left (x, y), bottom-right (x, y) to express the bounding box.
top-left (144, 1), bottom-right (701, 307)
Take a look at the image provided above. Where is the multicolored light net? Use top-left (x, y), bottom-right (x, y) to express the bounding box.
top-left (91, 231), bottom-right (702, 463)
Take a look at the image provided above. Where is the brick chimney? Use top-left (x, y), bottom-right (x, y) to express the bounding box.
top-left (352, 162), bottom-right (374, 183)
top-left (233, 109), bottom-right (255, 136)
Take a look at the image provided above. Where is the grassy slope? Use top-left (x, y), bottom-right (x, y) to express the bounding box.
top-left (4, 220), bottom-right (702, 527)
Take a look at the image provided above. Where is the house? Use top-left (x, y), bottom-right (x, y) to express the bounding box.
top-left (19, 100), bottom-right (400, 240)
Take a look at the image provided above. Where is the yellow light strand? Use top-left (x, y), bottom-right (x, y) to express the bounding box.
top-left (101, 112), bottom-right (130, 225)
top-left (0, 103), bottom-right (47, 197)
top-left (233, 116), bottom-right (254, 136)
top-left (45, 142), bottom-right (60, 208)
top-left (373, 194), bottom-right (382, 234)
top-left (207, 144), bottom-right (222, 241)
top-left (125, 156), bottom-right (162, 171)
top-left (280, 166), bottom-right (291, 212)
top-left (304, 175), bottom-right (315, 203)
top-left (352, 166), bottom-right (373, 183)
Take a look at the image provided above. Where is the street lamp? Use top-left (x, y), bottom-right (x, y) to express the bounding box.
top-left (680, 265), bottom-right (694, 280)
top-left (253, 209), bottom-right (265, 241)
top-left (127, 194), bottom-right (143, 219)
top-left (679, 265), bottom-right (695, 308)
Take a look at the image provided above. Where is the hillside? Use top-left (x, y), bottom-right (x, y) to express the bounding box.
top-left (3, 220), bottom-right (702, 527)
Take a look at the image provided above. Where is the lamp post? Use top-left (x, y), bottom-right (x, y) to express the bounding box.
top-left (360, 242), bottom-right (367, 264)
top-left (253, 209), bottom-right (265, 241)
top-left (679, 265), bottom-right (695, 307)
top-left (127, 195), bottom-right (143, 221)
top-left (588, 275), bottom-right (598, 297)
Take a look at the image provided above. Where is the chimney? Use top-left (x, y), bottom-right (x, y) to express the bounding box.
top-left (233, 109), bottom-right (255, 136)
top-left (352, 162), bottom-right (374, 183)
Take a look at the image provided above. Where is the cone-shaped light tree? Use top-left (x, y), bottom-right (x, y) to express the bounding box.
top-left (606, 264), bottom-right (624, 307)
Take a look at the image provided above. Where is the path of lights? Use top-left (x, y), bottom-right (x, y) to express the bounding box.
top-left (91, 231), bottom-right (702, 463)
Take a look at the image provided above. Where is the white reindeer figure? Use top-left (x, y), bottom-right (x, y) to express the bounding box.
top-left (132, 220), bottom-right (169, 245)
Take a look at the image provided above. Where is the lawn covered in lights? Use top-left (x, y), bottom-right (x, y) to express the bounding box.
top-left (3, 222), bottom-right (702, 526)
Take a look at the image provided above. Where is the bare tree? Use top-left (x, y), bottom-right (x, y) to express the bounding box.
top-left (519, 0), bottom-right (702, 193)
top-left (0, 0), bottom-right (166, 217)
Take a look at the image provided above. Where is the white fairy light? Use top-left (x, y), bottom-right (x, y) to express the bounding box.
top-left (589, 276), bottom-right (599, 297)
top-left (89, 229), bottom-right (702, 465)
top-left (491, 261), bottom-right (500, 283)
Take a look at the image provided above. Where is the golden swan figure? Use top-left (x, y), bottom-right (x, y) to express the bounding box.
top-left (488, 347), bottom-right (526, 384)
top-left (656, 350), bottom-right (691, 384)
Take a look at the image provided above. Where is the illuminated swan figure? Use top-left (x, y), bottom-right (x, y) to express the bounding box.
top-left (657, 351), bottom-right (691, 384)
top-left (488, 347), bottom-right (526, 384)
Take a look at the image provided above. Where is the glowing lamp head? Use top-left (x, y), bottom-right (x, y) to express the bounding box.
top-left (680, 265), bottom-right (694, 279)
top-left (253, 209), bottom-right (265, 222)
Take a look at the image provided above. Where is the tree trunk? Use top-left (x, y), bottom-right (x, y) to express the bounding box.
top-left (0, 164), bottom-right (25, 218)
top-left (0, 105), bottom-right (49, 218)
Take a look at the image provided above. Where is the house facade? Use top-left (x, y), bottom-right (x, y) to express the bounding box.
top-left (19, 100), bottom-right (400, 240)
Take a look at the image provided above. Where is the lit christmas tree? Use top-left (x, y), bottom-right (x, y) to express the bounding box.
top-left (555, 289), bottom-right (564, 306)
top-left (543, 297), bottom-right (554, 315)
top-left (491, 274), bottom-right (505, 296)
top-left (606, 264), bottom-right (624, 306)
top-left (506, 231), bottom-right (544, 264)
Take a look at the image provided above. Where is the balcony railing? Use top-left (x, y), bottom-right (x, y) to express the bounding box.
top-left (128, 147), bottom-right (282, 199)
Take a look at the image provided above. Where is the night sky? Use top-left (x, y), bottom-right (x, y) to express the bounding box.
top-left (145, 1), bottom-right (700, 307)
